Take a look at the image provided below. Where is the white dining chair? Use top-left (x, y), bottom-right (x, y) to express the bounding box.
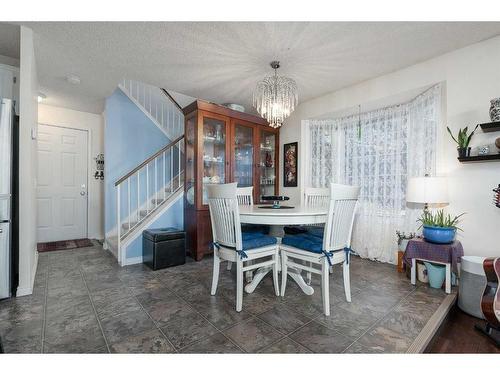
top-left (280, 183), bottom-right (360, 316)
top-left (229, 186), bottom-right (256, 280)
top-left (284, 187), bottom-right (330, 235)
top-left (236, 186), bottom-right (254, 205)
top-left (304, 187), bottom-right (330, 208)
top-left (303, 187), bottom-right (330, 283)
top-left (207, 183), bottom-right (280, 312)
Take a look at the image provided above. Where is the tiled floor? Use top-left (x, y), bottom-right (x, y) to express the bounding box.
top-left (0, 241), bottom-right (448, 353)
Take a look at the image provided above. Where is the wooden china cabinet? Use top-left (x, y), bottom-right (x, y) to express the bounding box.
top-left (183, 100), bottom-right (279, 261)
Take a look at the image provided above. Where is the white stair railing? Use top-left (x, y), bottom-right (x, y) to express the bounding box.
top-left (115, 136), bottom-right (185, 248)
top-left (119, 79), bottom-right (184, 141)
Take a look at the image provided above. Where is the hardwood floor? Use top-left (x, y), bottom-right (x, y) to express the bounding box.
top-left (427, 305), bottom-right (500, 353)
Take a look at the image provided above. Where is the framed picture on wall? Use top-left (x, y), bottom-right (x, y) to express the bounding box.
top-left (283, 142), bottom-right (298, 187)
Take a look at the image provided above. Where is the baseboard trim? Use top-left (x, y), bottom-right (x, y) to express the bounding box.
top-left (407, 292), bottom-right (457, 353)
top-left (122, 256), bottom-right (143, 266)
top-left (16, 286), bottom-right (33, 297)
top-left (16, 249), bottom-right (38, 297)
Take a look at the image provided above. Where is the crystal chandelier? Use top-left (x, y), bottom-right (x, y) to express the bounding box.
top-left (253, 61), bottom-right (298, 128)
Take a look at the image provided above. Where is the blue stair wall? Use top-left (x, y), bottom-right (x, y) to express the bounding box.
top-left (104, 88), bottom-right (184, 253)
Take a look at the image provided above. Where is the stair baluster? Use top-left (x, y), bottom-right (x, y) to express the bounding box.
top-left (113, 135), bottom-right (185, 265)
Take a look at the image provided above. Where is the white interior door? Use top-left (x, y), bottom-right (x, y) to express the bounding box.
top-left (36, 124), bottom-right (88, 242)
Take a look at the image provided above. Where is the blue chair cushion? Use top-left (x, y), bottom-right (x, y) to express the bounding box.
top-left (283, 225), bottom-right (308, 235)
top-left (305, 226), bottom-right (324, 239)
top-left (241, 224), bottom-right (269, 235)
top-left (281, 233), bottom-right (324, 254)
top-left (284, 225), bottom-right (325, 238)
top-left (241, 232), bottom-right (277, 250)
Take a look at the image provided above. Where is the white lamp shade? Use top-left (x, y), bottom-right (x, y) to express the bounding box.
top-left (406, 176), bottom-right (449, 204)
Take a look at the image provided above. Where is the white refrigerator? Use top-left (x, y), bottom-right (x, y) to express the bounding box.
top-left (0, 98), bottom-right (13, 299)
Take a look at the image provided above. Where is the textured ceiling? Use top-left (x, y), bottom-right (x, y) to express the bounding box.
top-left (17, 22), bottom-right (500, 114)
top-left (0, 23), bottom-right (20, 59)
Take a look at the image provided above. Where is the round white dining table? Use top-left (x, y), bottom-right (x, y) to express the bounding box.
top-left (239, 204), bottom-right (327, 295)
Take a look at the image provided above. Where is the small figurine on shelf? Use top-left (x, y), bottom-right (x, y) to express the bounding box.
top-left (265, 152), bottom-right (273, 168)
top-left (494, 185), bottom-right (500, 208)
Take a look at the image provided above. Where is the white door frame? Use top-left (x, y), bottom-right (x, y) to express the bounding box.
top-left (37, 123), bottom-right (91, 240)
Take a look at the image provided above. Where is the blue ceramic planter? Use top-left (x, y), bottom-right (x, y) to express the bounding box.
top-left (422, 225), bottom-right (456, 244)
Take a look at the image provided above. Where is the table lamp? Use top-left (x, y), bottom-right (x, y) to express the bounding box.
top-left (406, 176), bottom-right (449, 210)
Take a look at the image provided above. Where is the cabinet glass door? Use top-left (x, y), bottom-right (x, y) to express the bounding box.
top-left (202, 116), bottom-right (226, 205)
top-left (233, 124), bottom-right (254, 188)
top-left (185, 115), bottom-right (196, 207)
top-left (259, 130), bottom-right (276, 201)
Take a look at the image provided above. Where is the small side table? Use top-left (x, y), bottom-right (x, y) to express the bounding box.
top-left (404, 238), bottom-right (464, 294)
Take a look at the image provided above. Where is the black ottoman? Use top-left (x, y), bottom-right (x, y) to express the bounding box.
top-left (143, 228), bottom-right (185, 270)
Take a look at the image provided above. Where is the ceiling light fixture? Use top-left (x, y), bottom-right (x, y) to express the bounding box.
top-left (66, 74), bottom-right (81, 85)
top-left (37, 93), bottom-right (46, 103)
top-left (253, 61), bottom-right (298, 128)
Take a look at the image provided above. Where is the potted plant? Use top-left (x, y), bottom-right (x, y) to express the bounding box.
top-left (396, 231), bottom-right (415, 252)
top-left (446, 125), bottom-right (479, 158)
top-left (417, 209), bottom-right (465, 244)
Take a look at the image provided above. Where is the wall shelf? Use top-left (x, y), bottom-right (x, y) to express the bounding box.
top-left (458, 154), bottom-right (500, 163)
top-left (479, 121), bottom-right (500, 133)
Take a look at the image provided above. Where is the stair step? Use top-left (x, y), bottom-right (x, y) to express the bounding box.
top-left (151, 198), bottom-right (165, 205)
top-left (120, 187), bottom-right (183, 238)
top-left (122, 222), bottom-right (138, 230)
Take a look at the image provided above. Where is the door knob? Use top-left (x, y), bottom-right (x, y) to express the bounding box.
top-left (80, 191), bottom-right (86, 196)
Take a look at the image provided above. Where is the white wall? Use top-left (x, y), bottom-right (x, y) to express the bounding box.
top-left (280, 35), bottom-right (500, 258)
top-left (17, 26), bottom-right (38, 296)
top-left (0, 54), bottom-right (19, 68)
top-left (38, 104), bottom-right (105, 240)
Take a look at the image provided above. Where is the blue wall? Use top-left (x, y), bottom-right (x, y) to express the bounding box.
top-left (104, 88), bottom-right (184, 251)
top-left (125, 196), bottom-right (184, 259)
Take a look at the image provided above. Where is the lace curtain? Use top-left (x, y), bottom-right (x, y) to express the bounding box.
top-left (310, 120), bottom-right (339, 188)
top-left (308, 85), bottom-right (440, 263)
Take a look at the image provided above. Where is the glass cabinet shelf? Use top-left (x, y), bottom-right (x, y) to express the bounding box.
top-left (259, 130), bottom-right (276, 202)
top-left (202, 116), bottom-right (226, 205)
top-left (233, 123), bottom-right (254, 188)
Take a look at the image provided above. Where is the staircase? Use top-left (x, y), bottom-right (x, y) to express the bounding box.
top-left (107, 79), bottom-right (185, 265)
top-left (118, 79), bottom-right (184, 141)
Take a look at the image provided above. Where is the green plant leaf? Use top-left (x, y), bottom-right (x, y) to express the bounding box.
top-left (465, 124), bottom-right (479, 148)
top-left (416, 209), bottom-right (465, 231)
top-left (447, 126), bottom-right (458, 144)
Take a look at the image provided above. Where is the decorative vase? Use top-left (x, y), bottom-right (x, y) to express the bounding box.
top-left (490, 98), bottom-right (500, 122)
top-left (422, 225), bottom-right (456, 244)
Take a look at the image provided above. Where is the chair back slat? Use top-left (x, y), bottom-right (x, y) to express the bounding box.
top-left (236, 186), bottom-right (254, 205)
top-left (323, 183), bottom-right (360, 252)
top-left (207, 183), bottom-right (242, 250)
top-left (304, 187), bottom-right (330, 208)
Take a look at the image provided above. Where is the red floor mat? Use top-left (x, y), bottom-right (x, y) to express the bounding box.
top-left (37, 238), bottom-right (94, 253)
